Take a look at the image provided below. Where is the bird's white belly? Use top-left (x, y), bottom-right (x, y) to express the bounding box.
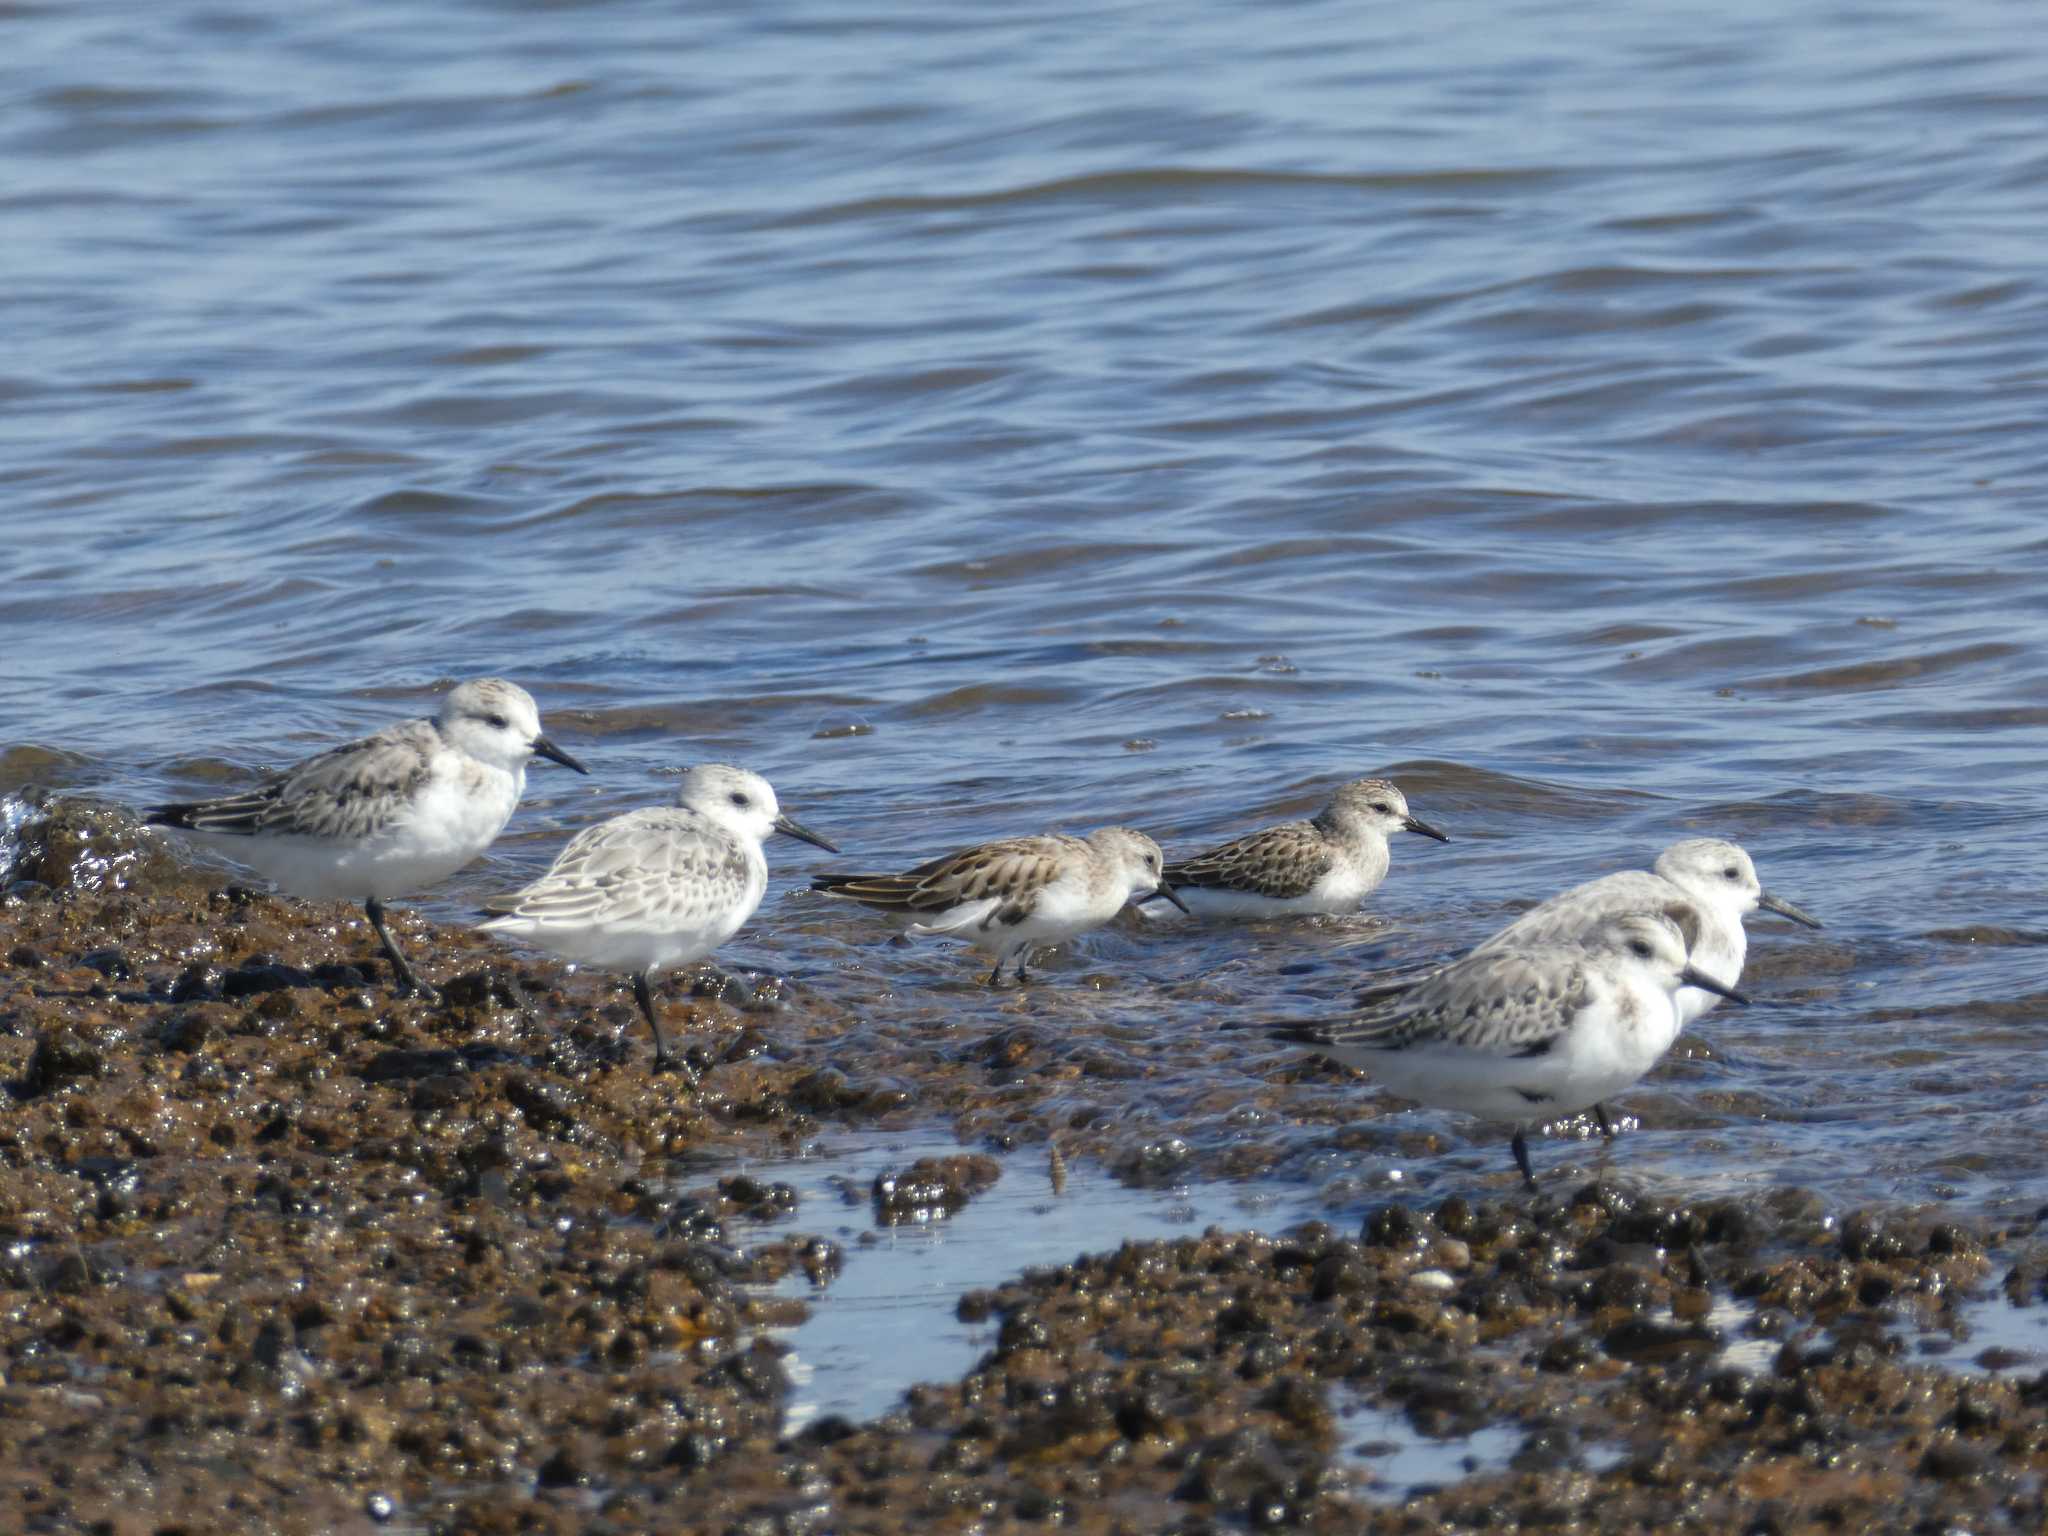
top-left (1358, 983), bottom-right (1682, 1126)
top-left (1010, 870), bottom-right (1120, 947)
top-left (1173, 880), bottom-right (1355, 920)
top-left (489, 862), bottom-right (765, 976)
top-left (224, 767), bottom-right (519, 901)
top-left (1674, 916), bottom-right (1746, 1028)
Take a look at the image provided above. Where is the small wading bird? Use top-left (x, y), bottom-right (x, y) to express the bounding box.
top-left (1150, 776), bottom-right (1448, 919)
top-left (1353, 837), bottom-right (1820, 1139)
top-left (811, 826), bottom-right (1188, 985)
top-left (1264, 909), bottom-right (1746, 1188)
top-left (479, 764), bottom-right (836, 1069)
top-left (147, 677), bottom-right (587, 997)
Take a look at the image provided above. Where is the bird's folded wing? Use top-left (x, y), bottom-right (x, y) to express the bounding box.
top-left (156, 721), bottom-right (437, 841)
top-left (814, 835), bottom-right (1067, 917)
top-left (1284, 948), bottom-right (1592, 1058)
top-left (1474, 870), bottom-right (1676, 951)
top-left (484, 809), bottom-right (748, 929)
top-left (1163, 822), bottom-right (1330, 899)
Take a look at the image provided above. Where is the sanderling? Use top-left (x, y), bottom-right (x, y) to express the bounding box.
top-left (1472, 838), bottom-right (1820, 1027)
top-left (811, 826), bottom-right (1188, 985)
top-left (147, 678), bottom-right (587, 996)
top-left (1349, 838), bottom-right (1820, 1139)
top-left (478, 764), bottom-right (835, 1068)
top-left (1269, 910), bottom-right (1745, 1187)
top-left (1153, 776), bottom-right (1447, 919)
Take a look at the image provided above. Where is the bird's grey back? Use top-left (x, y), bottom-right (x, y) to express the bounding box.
top-left (165, 718), bottom-right (441, 843)
top-left (1315, 945), bottom-right (1595, 1056)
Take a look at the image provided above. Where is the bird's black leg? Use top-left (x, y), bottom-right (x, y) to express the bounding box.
top-left (1014, 945), bottom-right (1032, 986)
top-left (364, 897), bottom-right (431, 998)
top-left (1594, 1103), bottom-right (1616, 1141)
top-left (634, 972), bottom-right (677, 1069)
top-left (984, 957), bottom-right (1005, 987)
top-left (1511, 1129), bottom-right (1537, 1190)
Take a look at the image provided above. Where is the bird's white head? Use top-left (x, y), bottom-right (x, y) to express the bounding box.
top-left (1652, 837), bottom-right (1821, 930)
top-left (1320, 777), bottom-right (1449, 844)
top-left (1086, 826), bottom-right (1179, 904)
top-left (437, 677), bottom-right (589, 777)
top-left (676, 764), bottom-right (837, 852)
top-left (1601, 909), bottom-right (1750, 1007)
top-left (1652, 838), bottom-right (1761, 915)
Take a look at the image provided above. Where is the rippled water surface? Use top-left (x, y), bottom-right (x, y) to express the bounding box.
top-left (7, 0), bottom-right (2048, 1233)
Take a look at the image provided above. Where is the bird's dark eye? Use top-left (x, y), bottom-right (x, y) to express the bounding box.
top-left (1628, 939), bottom-right (1653, 959)
top-left (1372, 802), bottom-right (1392, 814)
top-left (485, 713), bottom-right (509, 730)
top-left (1723, 867), bottom-right (1740, 880)
top-left (730, 792), bottom-right (750, 808)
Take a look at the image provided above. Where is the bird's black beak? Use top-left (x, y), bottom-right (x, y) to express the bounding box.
top-left (773, 813), bottom-right (839, 854)
top-left (1150, 882), bottom-right (1191, 914)
top-left (1679, 965), bottom-right (1749, 1005)
top-left (1758, 891), bottom-right (1822, 929)
top-left (531, 736), bottom-right (590, 774)
top-left (1401, 814), bottom-right (1450, 843)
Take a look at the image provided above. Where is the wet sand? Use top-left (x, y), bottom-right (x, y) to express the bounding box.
top-left (4, 797), bottom-right (2047, 1534)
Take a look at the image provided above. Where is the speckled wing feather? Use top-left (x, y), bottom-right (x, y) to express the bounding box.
top-left (147, 720), bottom-right (439, 843)
top-left (483, 808), bottom-right (751, 929)
top-left (1480, 877), bottom-right (1705, 954)
top-left (812, 835), bottom-right (1072, 929)
top-left (1163, 821), bottom-right (1332, 900)
top-left (1281, 948), bottom-right (1593, 1058)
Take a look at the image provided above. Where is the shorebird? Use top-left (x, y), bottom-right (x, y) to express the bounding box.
top-left (1155, 776), bottom-right (1447, 918)
top-left (1269, 909), bottom-right (1745, 1187)
top-left (147, 677), bottom-right (587, 996)
top-left (812, 826), bottom-right (1187, 984)
top-left (479, 764), bottom-right (835, 1067)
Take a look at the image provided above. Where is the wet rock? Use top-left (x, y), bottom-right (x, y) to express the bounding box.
top-left (1602, 1318), bottom-right (1720, 1364)
top-left (972, 1026), bottom-right (1041, 1071)
top-left (409, 1073), bottom-right (471, 1112)
top-left (79, 946), bottom-right (133, 980)
top-left (1926, 1222), bottom-right (1979, 1257)
top-left (797, 1237), bottom-right (842, 1285)
top-left (1362, 1202), bottom-right (1428, 1248)
top-left (789, 1066), bottom-right (864, 1112)
top-left (1919, 1436), bottom-right (1987, 1481)
top-left (360, 1047), bottom-right (466, 1083)
top-left (220, 959), bottom-right (315, 998)
top-left (4, 796), bottom-right (182, 894)
top-left (1840, 1210), bottom-right (1911, 1263)
top-left (438, 967), bottom-right (527, 1010)
top-left (872, 1154), bottom-right (1000, 1224)
top-left (168, 961), bottom-right (222, 1002)
top-left (715, 1341), bottom-right (792, 1403)
top-left (1310, 1252), bottom-right (1370, 1302)
top-left (19, 1026), bottom-right (106, 1095)
top-left (503, 1072), bottom-right (580, 1131)
top-left (1117, 1137), bottom-right (1194, 1186)
top-left (658, 1195), bottom-right (728, 1243)
top-left (722, 1175), bottom-right (800, 1219)
top-left (156, 1006), bottom-right (223, 1052)
top-left (535, 1446), bottom-right (588, 1488)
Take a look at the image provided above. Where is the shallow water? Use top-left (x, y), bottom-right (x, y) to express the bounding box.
top-left (724, 1133), bottom-right (1319, 1432)
top-left (7, 0), bottom-right (2048, 1259)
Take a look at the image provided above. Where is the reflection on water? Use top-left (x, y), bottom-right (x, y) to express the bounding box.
top-left (723, 1133), bottom-right (1316, 1433)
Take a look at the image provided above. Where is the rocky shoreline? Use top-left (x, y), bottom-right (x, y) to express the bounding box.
top-left (3, 797), bottom-right (2045, 1534)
